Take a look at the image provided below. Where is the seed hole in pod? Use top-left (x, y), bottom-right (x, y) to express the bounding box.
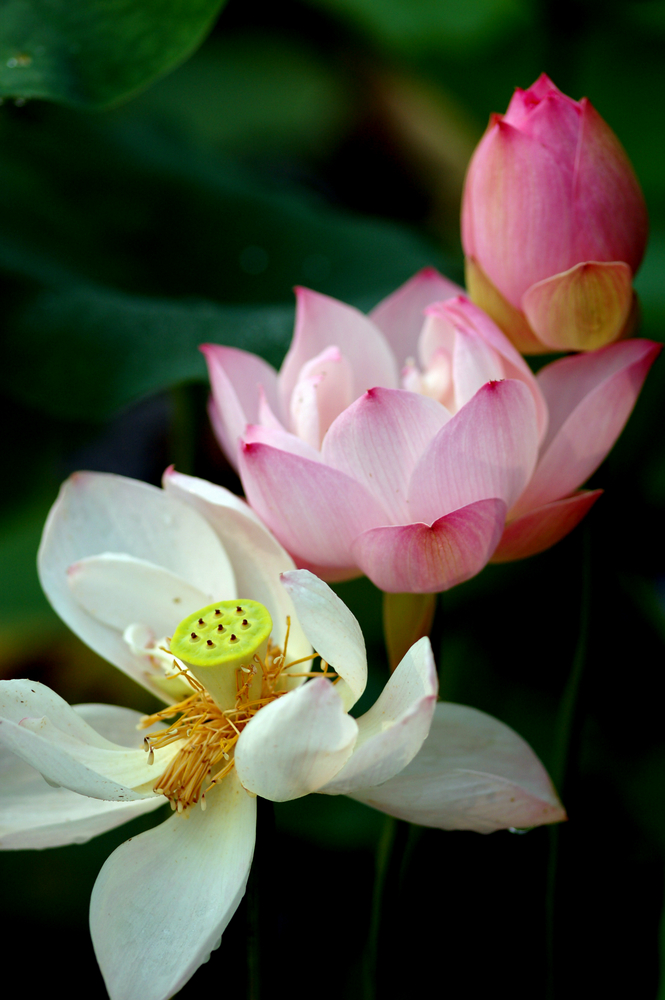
top-left (198, 618), bottom-right (205, 626)
top-left (241, 619), bottom-right (250, 629)
top-left (214, 609), bottom-right (222, 617)
top-left (236, 606), bottom-right (243, 613)
top-left (190, 632), bottom-right (199, 641)
top-left (206, 640), bottom-right (215, 647)
top-left (230, 634), bottom-right (238, 643)
top-left (217, 624), bottom-right (225, 632)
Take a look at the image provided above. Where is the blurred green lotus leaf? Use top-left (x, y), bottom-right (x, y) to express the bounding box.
top-left (0, 0), bottom-right (226, 108)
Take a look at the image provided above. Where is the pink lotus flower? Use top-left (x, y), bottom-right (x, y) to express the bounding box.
top-left (462, 74), bottom-right (648, 353)
top-left (204, 270), bottom-right (659, 593)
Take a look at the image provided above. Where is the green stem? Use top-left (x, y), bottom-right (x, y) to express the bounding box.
top-left (546, 526), bottom-right (592, 999)
top-left (365, 815), bottom-right (409, 1000)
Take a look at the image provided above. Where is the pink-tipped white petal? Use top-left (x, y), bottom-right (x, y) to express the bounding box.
top-left (201, 345), bottom-right (281, 467)
top-left (513, 339), bottom-right (661, 514)
top-left (243, 422), bottom-right (323, 462)
top-left (439, 296), bottom-right (548, 438)
top-left (0, 703), bottom-right (166, 849)
top-left (234, 678), bottom-right (358, 801)
top-left (279, 288), bottom-right (399, 409)
top-left (369, 267), bottom-right (464, 362)
top-left (349, 702), bottom-right (566, 833)
top-left (319, 636), bottom-right (438, 794)
top-left (280, 569), bottom-right (367, 711)
top-left (38, 473), bottom-right (236, 695)
top-left (91, 769), bottom-right (255, 1000)
top-left (291, 345), bottom-right (355, 447)
top-left (0, 681), bottom-right (176, 800)
top-left (321, 387), bottom-right (450, 525)
top-left (163, 470), bottom-right (311, 664)
top-left (238, 441), bottom-right (390, 572)
top-left (67, 554), bottom-right (214, 640)
top-left (352, 499), bottom-right (507, 594)
top-left (408, 379), bottom-right (538, 523)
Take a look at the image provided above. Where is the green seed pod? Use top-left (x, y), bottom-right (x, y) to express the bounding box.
top-left (171, 599), bottom-right (272, 708)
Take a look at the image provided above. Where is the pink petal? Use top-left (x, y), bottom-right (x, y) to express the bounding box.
top-left (349, 701), bottom-right (566, 833)
top-left (369, 267), bottom-right (464, 363)
top-left (244, 421), bottom-right (323, 462)
top-left (352, 498), bottom-right (507, 593)
top-left (512, 90), bottom-right (581, 161)
top-left (462, 120), bottom-right (574, 306)
top-left (201, 344), bottom-right (281, 466)
top-left (238, 441), bottom-right (390, 573)
top-left (492, 489), bottom-right (602, 563)
top-left (279, 287), bottom-right (399, 411)
top-left (321, 387), bottom-right (449, 525)
top-left (290, 346), bottom-right (355, 447)
top-left (513, 339), bottom-right (661, 514)
top-left (503, 74), bottom-right (567, 128)
top-left (234, 678), bottom-right (358, 801)
top-left (439, 296), bottom-right (548, 437)
top-left (521, 260), bottom-right (634, 352)
top-left (408, 379), bottom-right (538, 523)
top-left (572, 98), bottom-right (648, 272)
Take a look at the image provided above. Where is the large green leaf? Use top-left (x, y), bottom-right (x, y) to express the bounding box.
top-left (0, 0), bottom-right (226, 108)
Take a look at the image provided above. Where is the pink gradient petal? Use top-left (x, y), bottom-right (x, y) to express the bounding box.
top-left (503, 74), bottom-right (565, 127)
top-left (291, 346), bottom-right (355, 447)
top-left (513, 339), bottom-right (661, 514)
top-left (279, 288), bottom-right (399, 410)
top-left (514, 91), bottom-right (581, 161)
top-left (439, 296), bottom-right (547, 437)
top-left (238, 441), bottom-right (390, 572)
top-left (493, 490), bottom-right (602, 563)
top-left (352, 498), bottom-right (507, 593)
top-left (369, 267), bottom-right (463, 362)
top-left (462, 120), bottom-right (574, 306)
top-left (321, 387), bottom-right (449, 525)
top-left (408, 379), bottom-right (538, 524)
top-left (572, 99), bottom-right (648, 272)
top-left (201, 344), bottom-right (281, 466)
top-left (243, 423), bottom-right (322, 462)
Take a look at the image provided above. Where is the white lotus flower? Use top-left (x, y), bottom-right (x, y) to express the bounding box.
top-left (0, 470), bottom-right (565, 1000)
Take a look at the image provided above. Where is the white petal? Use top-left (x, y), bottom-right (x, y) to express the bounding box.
top-left (68, 553), bottom-right (213, 638)
top-left (91, 770), bottom-right (256, 1000)
top-left (349, 702), bottom-right (565, 832)
top-left (0, 681), bottom-right (177, 801)
top-left (319, 637), bottom-right (438, 794)
top-left (38, 473), bottom-right (237, 696)
top-left (280, 569), bottom-right (367, 710)
top-left (0, 702), bottom-right (166, 849)
top-left (234, 678), bottom-right (358, 801)
top-left (163, 471), bottom-right (312, 666)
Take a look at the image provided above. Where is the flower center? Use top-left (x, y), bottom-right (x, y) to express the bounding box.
top-left (139, 601), bottom-right (324, 815)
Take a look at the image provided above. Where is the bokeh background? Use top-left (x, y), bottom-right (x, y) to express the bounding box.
top-left (2, 0), bottom-right (665, 996)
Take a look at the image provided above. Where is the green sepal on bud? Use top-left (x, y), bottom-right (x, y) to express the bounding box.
top-left (171, 599), bottom-right (272, 708)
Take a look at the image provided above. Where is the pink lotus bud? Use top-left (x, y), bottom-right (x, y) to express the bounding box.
top-left (462, 74), bottom-right (648, 353)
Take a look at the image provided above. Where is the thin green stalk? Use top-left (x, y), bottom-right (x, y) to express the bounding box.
top-left (546, 526), bottom-right (592, 1000)
top-left (365, 815), bottom-right (409, 1000)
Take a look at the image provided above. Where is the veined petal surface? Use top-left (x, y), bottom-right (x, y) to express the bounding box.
top-left (280, 569), bottom-right (366, 710)
top-left (369, 267), bottom-right (463, 362)
top-left (494, 490), bottom-right (603, 563)
top-left (234, 678), bottom-right (358, 801)
top-left (91, 769), bottom-right (255, 1000)
top-left (0, 703), bottom-right (166, 849)
top-left (319, 636), bottom-right (437, 794)
top-left (350, 702), bottom-right (565, 833)
top-left (321, 387), bottom-right (449, 525)
top-left (238, 441), bottom-right (390, 572)
top-left (352, 499), bottom-right (506, 594)
top-left (38, 473), bottom-right (236, 694)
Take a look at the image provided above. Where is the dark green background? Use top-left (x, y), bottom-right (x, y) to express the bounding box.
top-left (1, 0), bottom-right (664, 996)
